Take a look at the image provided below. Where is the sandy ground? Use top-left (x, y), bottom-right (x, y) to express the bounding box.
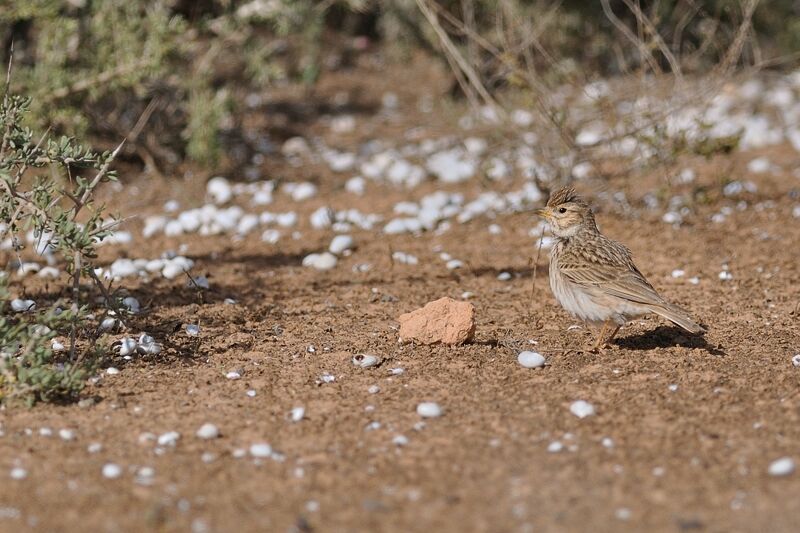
top-left (1, 60), bottom-right (800, 533)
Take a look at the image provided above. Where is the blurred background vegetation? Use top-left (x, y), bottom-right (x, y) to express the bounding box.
top-left (1, 0), bottom-right (797, 172)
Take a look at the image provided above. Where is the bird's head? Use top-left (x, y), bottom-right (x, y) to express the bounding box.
top-left (536, 186), bottom-right (596, 238)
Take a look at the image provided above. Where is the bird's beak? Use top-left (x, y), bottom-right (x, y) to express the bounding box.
top-left (536, 207), bottom-right (551, 220)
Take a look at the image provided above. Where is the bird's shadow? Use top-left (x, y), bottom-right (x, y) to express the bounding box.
top-left (614, 325), bottom-right (725, 355)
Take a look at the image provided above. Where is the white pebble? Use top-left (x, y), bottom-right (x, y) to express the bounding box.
top-left (570, 400), bottom-right (596, 419)
top-left (226, 371), bottom-right (241, 380)
top-left (59, 429), bottom-right (76, 441)
top-left (290, 407), bottom-right (305, 422)
top-left (329, 235), bottom-right (354, 255)
top-left (206, 176), bottom-right (232, 204)
top-left (249, 443), bottom-right (273, 458)
top-left (87, 442), bottom-right (103, 453)
top-left (601, 437), bottom-right (614, 448)
top-left (719, 271), bottom-right (733, 281)
top-left (195, 424), bottom-right (220, 440)
top-left (416, 402), bottom-right (443, 418)
top-left (768, 457), bottom-right (795, 476)
top-left (517, 351), bottom-right (545, 369)
top-left (157, 431), bottom-right (180, 447)
top-left (671, 269), bottom-right (685, 278)
top-left (393, 435), bottom-right (409, 446)
top-left (10, 467), bottom-right (27, 480)
top-left (106, 367), bottom-right (120, 375)
top-left (615, 508), bottom-right (632, 521)
top-left (497, 272), bottom-right (512, 281)
top-left (792, 354), bottom-right (800, 367)
top-left (10, 298), bottom-right (35, 312)
top-left (547, 441), bottom-right (563, 453)
top-left (102, 463), bottom-right (122, 479)
top-left (446, 259), bottom-right (464, 270)
top-left (303, 252), bottom-right (338, 271)
top-left (186, 324), bottom-right (200, 336)
top-left (122, 296), bottom-right (140, 313)
top-left (368, 385), bottom-right (380, 394)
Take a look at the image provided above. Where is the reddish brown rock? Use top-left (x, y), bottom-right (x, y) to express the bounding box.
top-left (398, 297), bottom-right (476, 345)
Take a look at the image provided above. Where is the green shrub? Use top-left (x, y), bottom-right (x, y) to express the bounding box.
top-left (0, 84), bottom-right (118, 405)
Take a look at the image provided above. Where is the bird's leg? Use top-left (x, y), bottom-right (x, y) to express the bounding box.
top-left (591, 320), bottom-right (611, 352)
top-left (603, 325), bottom-right (622, 348)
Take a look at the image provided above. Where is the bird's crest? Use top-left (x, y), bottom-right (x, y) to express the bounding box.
top-left (546, 186), bottom-right (585, 207)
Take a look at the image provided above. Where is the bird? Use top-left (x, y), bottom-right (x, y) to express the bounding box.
top-left (536, 186), bottom-right (702, 350)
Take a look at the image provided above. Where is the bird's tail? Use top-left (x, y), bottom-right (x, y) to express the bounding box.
top-left (647, 303), bottom-right (703, 333)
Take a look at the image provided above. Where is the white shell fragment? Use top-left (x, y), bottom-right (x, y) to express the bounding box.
top-left (416, 402), bottom-right (443, 418)
top-left (352, 354), bottom-right (381, 368)
top-left (517, 351), bottom-right (546, 369)
top-left (768, 457), bottom-right (795, 477)
top-left (570, 400), bottom-right (596, 419)
top-left (196, 423), bottom-right (220, 440)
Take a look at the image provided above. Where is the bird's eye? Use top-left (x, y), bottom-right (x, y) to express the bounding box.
top-left (558, 207), bottom-right (567, 214)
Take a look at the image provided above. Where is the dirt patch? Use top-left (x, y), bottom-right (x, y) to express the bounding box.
top-left (2, 61), bottom-right (800, 532)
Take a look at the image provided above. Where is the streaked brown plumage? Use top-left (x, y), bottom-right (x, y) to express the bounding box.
top-left (537, 186), bottom-right (702, 350)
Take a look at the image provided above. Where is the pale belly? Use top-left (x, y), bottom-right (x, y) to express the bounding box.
top-left (549, 255), bottom-right (648, 325)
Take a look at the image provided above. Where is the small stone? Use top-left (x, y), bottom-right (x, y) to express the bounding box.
top-left (186, 324), bottom-right (200, 336)
top-left (570, 400), bottom-right (596, 418)
top-left (59, 429), bottom-right (76, 441)
top-left (547, 441), bottom-right (563, 453)
top-left (290, 407), bottom-right (305, 422)
top-left (398, 297), bottom-right (476, 345)
top-left (102, 463), bottom-right (122, 479)
top-left (791, 354), bottom-right (800, 367)
top-left (416, 402), bottom-right (443, 418)
top-left (106, 367), bottom-right (120, 375)
top-left (517, 351), bottom-right (545, 368)
top-left (249, 443), bottom-right (273, 458)
top-left (157, 431), bottom-right (180, 447)
top-left (393, 435), bottom-right (409, 446)
top-left (10, 467), bottom-right (27, 480)
top-left (246, 389), bottom-right (257, 397)
top-left (352, 354), bottom-right (381, 368)
top-left (201, 452), bottom-right (217, 464)
top-left (768, 457), bottom-right (795, 476)
top-left (368, 385), bottom-right (380, 394)
top-left (615, 508), bottom-right (632, 521)
top-left (601, 437), bottom-right (614, 448)
top-left (329, 235), bottom-right (354, 255)
top-left (226, 371), bottom-right (241, 380)
top-left (195, 424), bottom-right (220, 440)
top-left (87, 443), bottom-right (102, 453)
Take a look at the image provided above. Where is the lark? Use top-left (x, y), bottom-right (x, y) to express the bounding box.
top-left (537, 186), bottom-right (702, 350)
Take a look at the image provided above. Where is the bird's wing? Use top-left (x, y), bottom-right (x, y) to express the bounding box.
top-left (558, 243), bottom-right (665, 305)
